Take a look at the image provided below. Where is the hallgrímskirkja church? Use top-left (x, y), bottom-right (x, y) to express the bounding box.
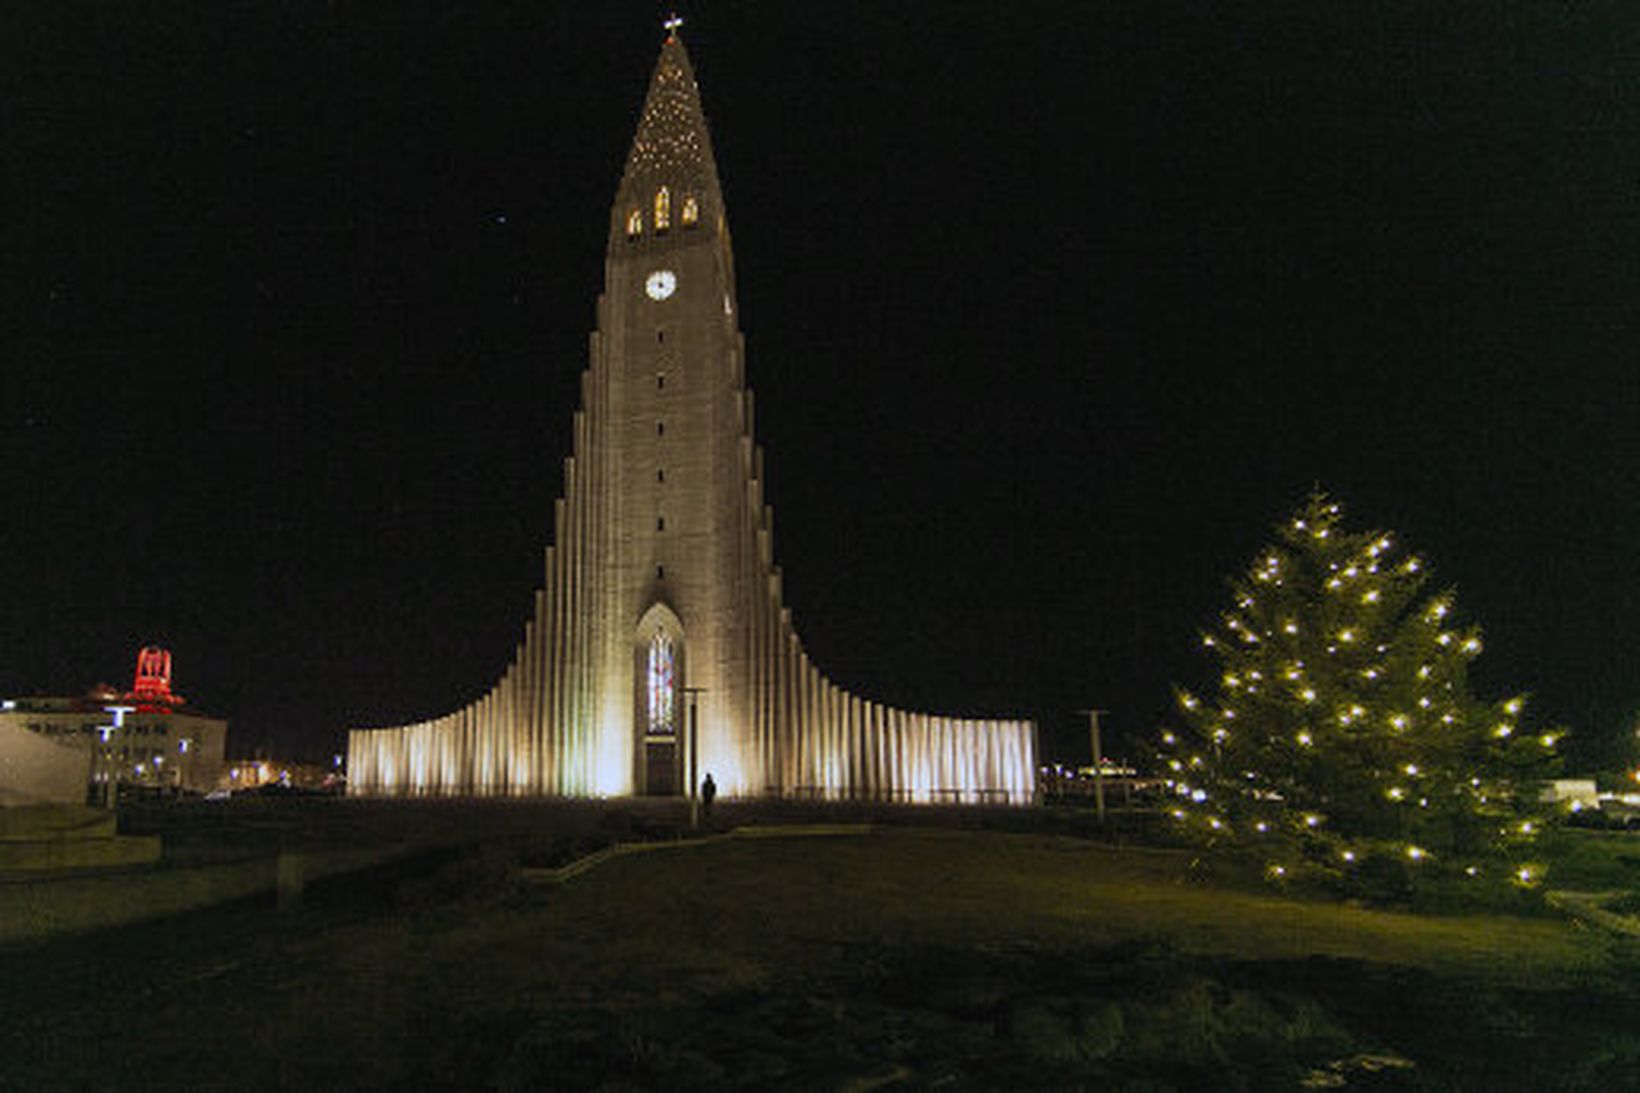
top-left (347, 29), bottom-right (1036, 803)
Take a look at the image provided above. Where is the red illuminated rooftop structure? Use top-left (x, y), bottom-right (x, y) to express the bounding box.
top-left (127, 645), bottom-right (185, 711)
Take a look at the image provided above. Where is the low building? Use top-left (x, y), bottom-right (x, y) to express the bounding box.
top-left (0, 647), bottom-right (227, 800)
top-left (1543, 779), bottom-right (1601, 812)
top-left (225, 756), bottom-right (343, 792)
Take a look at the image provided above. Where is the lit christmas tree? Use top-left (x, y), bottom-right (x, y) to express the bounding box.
top-left (1160, 493), bottom-right (1560, 894)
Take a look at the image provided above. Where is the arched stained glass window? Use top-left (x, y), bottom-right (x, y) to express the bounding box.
top-left (647, 632), bottom-right (676, 734)
top-left (654, 186), bottom-right (671, 230)
top-left (681, 194), bottom-right (699, 226)
top-left (627, 208), bottom-right (643, 237)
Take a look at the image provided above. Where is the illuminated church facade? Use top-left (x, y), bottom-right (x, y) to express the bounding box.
top-left (347, 30), bottom-right (1036, 804)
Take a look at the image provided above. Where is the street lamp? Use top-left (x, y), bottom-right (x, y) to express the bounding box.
top-left (100, 705), bottom-right (135, 809)
top-left (681, 687), bottom-right (705, 830)
top-left (1077, 709), bottom-right (1109, 824)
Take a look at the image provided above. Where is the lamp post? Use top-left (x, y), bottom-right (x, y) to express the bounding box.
top-left (1077, 709), bottom-right (1108, 824)
top-left (100, 705), bottom-right (134, 809)
top-left (681, 687), bottom-right (705, 830)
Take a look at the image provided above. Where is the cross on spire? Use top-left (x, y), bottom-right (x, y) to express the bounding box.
top-left (664, 13), bottom-right (684, 36)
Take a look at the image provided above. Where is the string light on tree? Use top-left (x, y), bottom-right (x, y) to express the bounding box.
top-left (1156, 491), bottom-right (1562, 897)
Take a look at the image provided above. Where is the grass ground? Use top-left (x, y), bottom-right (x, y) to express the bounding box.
top-left (4, 824), bottom-right (1639, 1089)
top-left (1541, 824), bottom-right (1640, 892)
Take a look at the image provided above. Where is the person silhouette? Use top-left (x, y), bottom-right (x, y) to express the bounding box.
top-left (701, 772), bottom-right (717, 817)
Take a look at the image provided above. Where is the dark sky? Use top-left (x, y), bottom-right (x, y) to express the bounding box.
top-left (5, 4), bottom-right (1636, 769)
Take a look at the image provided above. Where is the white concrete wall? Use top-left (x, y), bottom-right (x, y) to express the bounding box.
top-left (0, 720), bottom-right (87, 806)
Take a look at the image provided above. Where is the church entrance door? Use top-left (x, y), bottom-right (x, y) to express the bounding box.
top-left (645, 740), bottom-right (677, 795)
top-left (636, 604), bottom-right (685, 797)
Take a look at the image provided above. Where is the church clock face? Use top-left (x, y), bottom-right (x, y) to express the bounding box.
top-left (645, 269), bottom-right (677, 301)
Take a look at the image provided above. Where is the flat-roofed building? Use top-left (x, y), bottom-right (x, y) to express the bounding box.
top-left (0, 648), bottom-right (227, 800)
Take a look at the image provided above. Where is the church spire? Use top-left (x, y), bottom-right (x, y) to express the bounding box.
top-left (613, 24), bottom-right (724, 244)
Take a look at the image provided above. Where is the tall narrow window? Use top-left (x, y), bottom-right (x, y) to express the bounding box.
top-left (626, 209), bottom-right (643, 238)
top-left (647, 632), bottom-right (675, 734)
top-left (681, 195), bottom-right (699, 226)
top-left (654, 186), bottom-right (671, 230)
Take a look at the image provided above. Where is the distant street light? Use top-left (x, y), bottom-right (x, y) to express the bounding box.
top-left (100, 705), bottom-right (135, 809)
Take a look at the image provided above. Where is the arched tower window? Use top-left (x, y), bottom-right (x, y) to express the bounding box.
top-left (681, 194), bottom-right (699, 226)
top-left (654, 186), bottom-right (671, 231)
top-left (626, 208), bottom-right (643, 238)
top-left (647, 631), bottom-right (676, 734)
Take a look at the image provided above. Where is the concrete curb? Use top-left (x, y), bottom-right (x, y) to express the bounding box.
top-left (0, 844), bottom-right (415, 946)
top-left (520, 823), bottom-right (874, 886)
top-left (1545, 889), bottom-right (1640, 937)
top-left (0, 823), bottom-right (878, 942)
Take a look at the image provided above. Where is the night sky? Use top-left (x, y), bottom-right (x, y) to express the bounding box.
top-left (6, 4), bottom-right (1636, 769)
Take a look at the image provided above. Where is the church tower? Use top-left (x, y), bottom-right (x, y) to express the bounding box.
top-left (348, 27), bottom-right (1036, 803)
top-left (600, 32), bottom-right (749, 795)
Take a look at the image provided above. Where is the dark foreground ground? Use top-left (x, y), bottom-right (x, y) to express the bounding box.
top-left (4, 806), bottom-right (1640, 1090)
